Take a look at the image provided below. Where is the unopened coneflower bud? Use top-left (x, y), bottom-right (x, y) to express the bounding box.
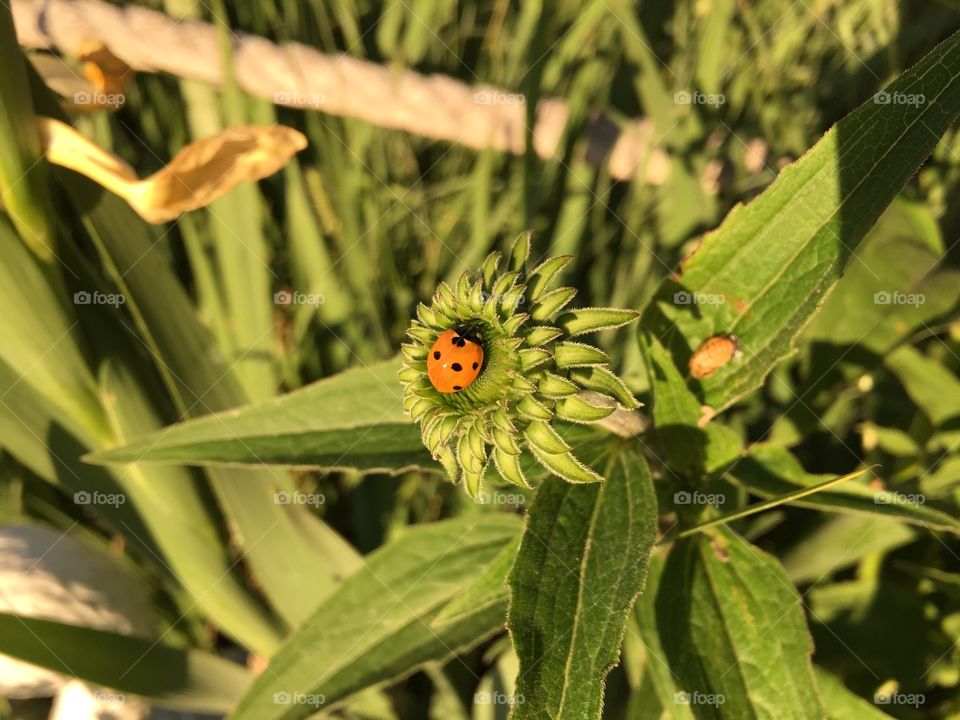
top-left (400, 231), bottom-right (640, 499)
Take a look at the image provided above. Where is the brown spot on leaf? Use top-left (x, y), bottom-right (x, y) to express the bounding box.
top-left (710, 539), bottom-right (730, 562)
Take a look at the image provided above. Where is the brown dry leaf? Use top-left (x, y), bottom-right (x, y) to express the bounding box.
top-left (38, 118), bottom-right (307, 223)
top-left (29, 42), bottom-right (132, 112)
top-left (136, 125), bottom-right (308, 221)
top-left (77, 40), bottom-right (134, 97)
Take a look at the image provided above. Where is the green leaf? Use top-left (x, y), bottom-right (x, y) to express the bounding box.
top-left (432, 535), bottom-right (519, 626)
top-left (642, 32), bottom-right (960, 415)
top-left (865, 424), bottom-right (920, 457)
top-left (886, 344), bottom-right (960, 428)
top-left (0, 13), bottom-right (53, 260)
top-left (641, 330), bottom-right (705, 469)
top-left (888, 345), bottom-right (960, 453)
top-left (0, 612), bottom-right (250, 712)
top-left (0, 357), bottom-right (60, 479)
top-left (48, 151), bottom-right (356, 628)
top-left (100, 359), bottom-right (285, 655)
top-left (814, 667), bottom-right (893, 720)
top-left (473, 646), bottom-right (522, 720)
top-left (728, 445), bottom-right (960, 535)
top-left (88, 359), bottom-right (433, 471)
top-left (0, 217), bottom-right (109, 446)
top-left (208, 7), bottom-right (278, 401)
top-left (0, 357), bottom-right (172, 569)
top-left (639, 331), bottom-right (742, 474)
top-left (231, 514), bottom-right (521, 719)
top-left (507, 445), bottom-right (657, 719)
top-left (805, 200), bottom-right (959, 354)
top-left (695, 0), bottom-right (736, 96)
top-left (922, 455), bottom-right (960, 499)
top-left (657, 527), bottom-right (825, 719)
top-left (625, 551), bottom-right (695, 719)
top-left (780, 515), bottom-right (915, 585)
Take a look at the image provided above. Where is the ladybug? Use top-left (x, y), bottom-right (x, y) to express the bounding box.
top-left (427, 328), bottom-right (484, 393)
top-left (689, 334), bottom-right (739, 379)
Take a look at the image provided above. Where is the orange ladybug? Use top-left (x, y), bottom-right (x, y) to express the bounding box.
top-left (427, 328), bottom-right (484, 393)
top-left (689, 334), bottom-right (739, 379)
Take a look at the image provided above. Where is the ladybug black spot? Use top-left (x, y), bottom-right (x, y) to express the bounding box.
top-left (472, 362), bottom-right (479, 370)
top-left (433, 351), bottom-right (441, 360)
top-left (452, 336), bottom-right (466, 347)
top-left (451, 363), bottom-right (463, 372)
top-left (453, 385), bottom-right (462, 391)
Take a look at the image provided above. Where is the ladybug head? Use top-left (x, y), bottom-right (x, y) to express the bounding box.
top-left (453, 323), bottom-right (482, 346)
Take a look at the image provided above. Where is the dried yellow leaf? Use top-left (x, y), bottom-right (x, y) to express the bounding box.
top-left (29, 44), bottom-right (131, 112)
top-left (77, 40), bottom-right (133, 97)
top-left (38, 118), bottom-right (308, 223)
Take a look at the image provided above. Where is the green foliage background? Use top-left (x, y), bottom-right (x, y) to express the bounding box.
top-left (2, 1), bottom-right (960, 719)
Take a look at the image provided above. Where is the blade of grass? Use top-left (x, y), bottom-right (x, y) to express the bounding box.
top-left (0, 612), bottom-right (251, 712)
top-left (671, 466), bottom-right (876, 540)
top-left (0, 9), bottom-right (54, 260)
top-left (209, 0), bottom-right (278, 402)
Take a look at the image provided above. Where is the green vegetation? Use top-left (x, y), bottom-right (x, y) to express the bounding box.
top-left (1, 1), bottom-right (960, 719)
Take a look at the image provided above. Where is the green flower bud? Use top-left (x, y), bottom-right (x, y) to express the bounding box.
top-left (399, 232), bottom-right (640, 500)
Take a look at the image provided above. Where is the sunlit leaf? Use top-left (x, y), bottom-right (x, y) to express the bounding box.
top-left (508, 444), bottom-right (657, 719)
top-left (88, 359), bottom-right (433, 472)
top-left (657, 527), bottom-right (825, 719)
top-left (231, 515), bottom-right (521, 719)
top-left (642, 32), bottom-right (960, 415)
top-left (0, 612), bottom-right (250, 712)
